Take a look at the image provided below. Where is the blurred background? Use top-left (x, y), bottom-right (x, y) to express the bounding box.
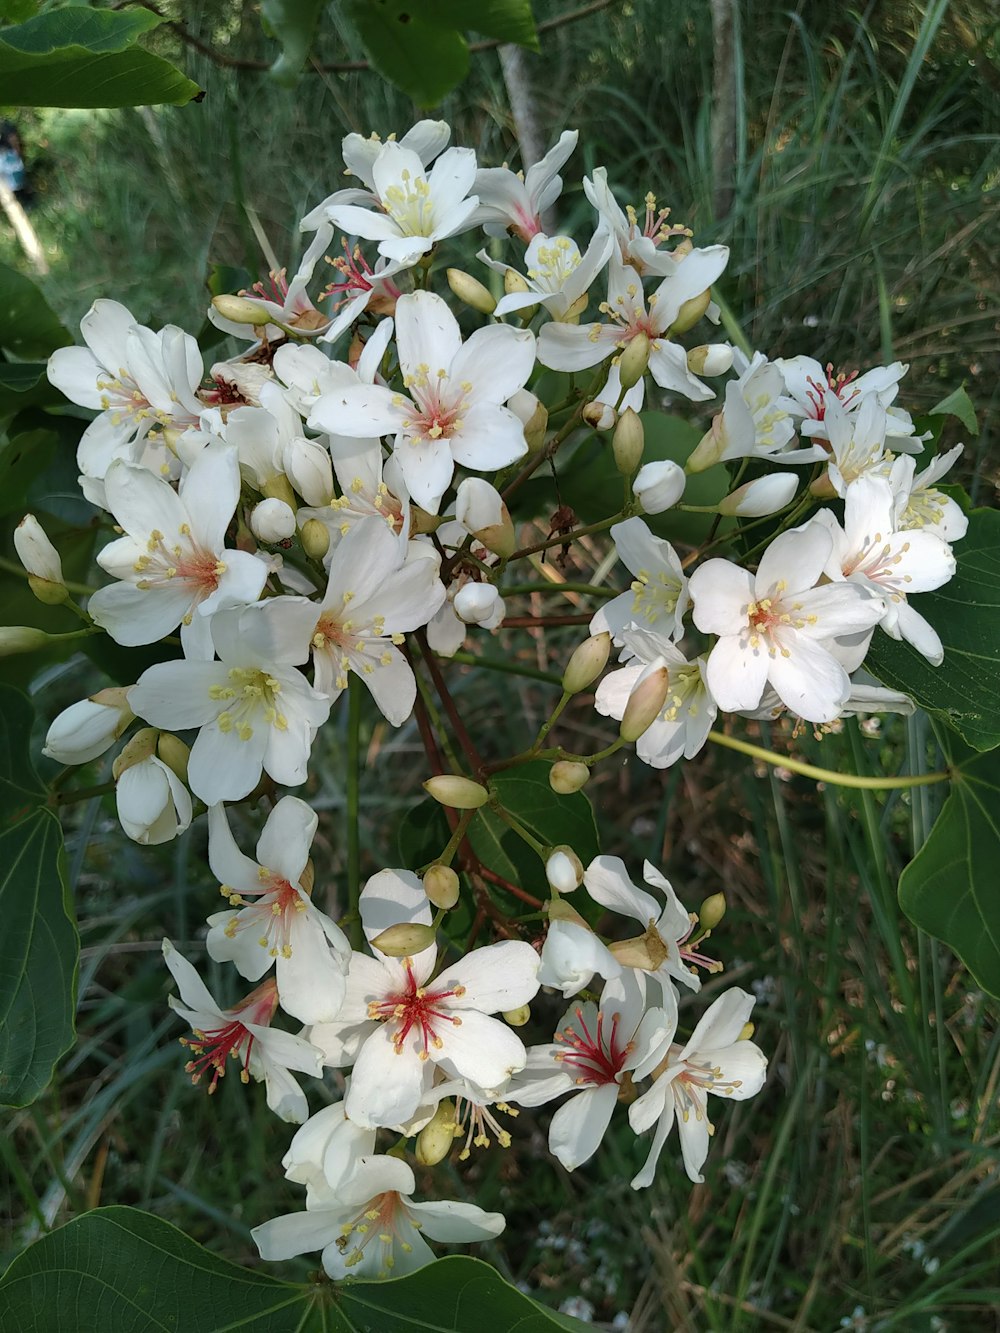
top-left (2, 2), bottom-right (998, 1328)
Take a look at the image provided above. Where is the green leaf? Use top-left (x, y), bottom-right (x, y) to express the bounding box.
top-left (0, 426), bottom-right (58, 513)
top-left (0, 684), bottom-right (77, 1108)
top-left (0, 260), bottom-right (71, 359)
top-left (899, 738), bottom-right (1000, 998)
top-left (344, 0), bottom-right (469, 107)
top-left (866, 505), bottom-right (1000, 751)
top-left (260, 0), bottom-right (327, 86)
top-left (0, 1206), bottom-right (584, 1331)
top-left (928, 384), bottom-right (978, 436)
top-left (0, 7), bottom-right (202, 108)
top-left (417, 0), bottom-right (539, 48)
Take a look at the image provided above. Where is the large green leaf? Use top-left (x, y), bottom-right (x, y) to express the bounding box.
top-left (0, 7), bottom-right (202, 108)
top-left (0, 261), bottom-right (71, 359)
top-left (899, 737), bottom-right (1000, 998)
top-left (0, 1206), bottom-right (583, 1331)
top-left (0, 685), bottom-right (77, 1108)
top-left (866, 505), bottom-right (1000, 751)
top-left (417, 0), bottom-right (539, 47)
top-left (260, 0), bottom-right (327, 86)
top-left (344, 0), bottom-right (469, 107)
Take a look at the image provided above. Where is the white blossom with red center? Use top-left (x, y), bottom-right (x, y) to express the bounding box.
top-left (537, 252), bottom-right (729, 401)
top-left (87, 442), bottom-right (269, 660)
top-left (204, 798), bottom-right (350, 1025)
top-left (208, 224), bottom-right (337, 344)
top-left (252, 1153), bottom-right (505, 1281)
top-left (471, 129), bottom-right (578, 241)
top-left (318, 240), bottom-right (406, 345)
top-left (163, 940), bottom-right (324, 1124)
top-left (776, 352), bottom-right (924, 453)
top-left (508, 974), bottom-right (672, 1172)
top-left (308, 869), bottom-right (540, 1129)
top-left (583, 166), bottom-right (694, 276)
top-left (628, 987), bottom-right (767, 1187)
top-left (308, 290), bottom-right (535, 513)
top-left (689, 521), bottom-right (886, 723)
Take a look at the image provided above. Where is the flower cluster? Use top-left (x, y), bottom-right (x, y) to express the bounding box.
top-left (27, 118), bottom-right (967, 1281)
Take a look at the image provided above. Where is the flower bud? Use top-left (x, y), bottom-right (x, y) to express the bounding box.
top-left (43, 689), bottom-right (135, 765)
top-left (508, 389), bottom-right (548, 454)
top-left (455, 478), bottom-right (515, 557)
top-left (211, 294), bottom-right (272, 326)
top-left (155, 732), bottom-right (190, 784)
top-left (260, 472), bottom-right (297, 508)
top-left (546, 847), bottom-right (583, 893)
top-left (562, 632), bottom-right (611, 694)
top-left (15, 514), bottom-right (64, 588)
top-left (618, 333), bottom-right (650, 390)
top-left (447, 268), bottom-right (497, 315)
top-left (112, 726), bottom-right (159, 780)
top-left (454, 582), bottom-right (503, 626)
top-left (502, 1004), bottom-right (531, 1027)
top-left (423, 775), bottom-right (490, 810)
top-left (415, 1099), bottom-right (457, 1165)
top-left (687, 344), bottom-right (734, 376)
top-left (716, 473), bottom-right (798, 518)
top-left (116, 753), bottom-right (192, 846)
top-left (250, 498), bottom-right (297, 543)
top-left (283, 438), bottom-right (333, 506)
top-left (633, 460), bottom-right (686, 514)
top-left (620, 665), bottom-right (670, 742)
top-left (28, 575), bottom-right (70, 606)
top-left (423, 864), bottom-right (460, 910)
top-left (686, 417), bottom-right (725, 473)
top-left (668, 288), bottom-right (711, 336)
top-left (612, 408), bottom-right (645, 475)
top-left (0, 626), bottom-right (56, 657)
top-left (583, 400), bottom-right (615, 430)
top-left (698, 892), bottom-right (727, 931)
top-left (504, 269), bottom-right (536, 320)
top-left (549, 760), bottom-right (590, 794)
top-left (299, 517), bottom-right (331, 561)
top-left (370, 922), bottom-right (438, 957)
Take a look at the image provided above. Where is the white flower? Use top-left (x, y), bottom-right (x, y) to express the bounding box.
top-left (776, 354), bottom-right (924, 452)
top-left (280, 1096), bottom-right (376, 1200)
top-left (687, 351), bottom-right (803, 471)
top-left (583, 168), bottom-right (694, 276)
top-left (127, 599), bottom-right (330, 804)
top-left (822, 394), bottom-right (893, 495)
top-left (537, 252), bottom-right (729, 401)
top-left (310, 869), bottom-right (540, 1128)
top-left (537, 907), bottom-right (621, 998)
top-left (454, 582), bottom-right (504, 627)
top-left (249, 498), bottom-right (296, 543)
top-left (689, 523), bottom-right (886, 723)
top-left (889, 444), bottom-right (968, 542)
top-left (43, 688), bottom-right (135, 765)
top-left (205, 798), bottom-right (351, 1025)
top-left (480, 230), bottom-right (613, 321)
top-left (339, 120), bottom-right (453, 194)
top-left (309, 291), bottom-right (535, 513)
top-left (717, 473), bottom-right (799, 517)
top-left (298, 448), bottom-right (410, 561)
top-left (629, 987), bottom-right (767, 1186)
top-left (87, 442), bottom-right (269, 660)
top-left (116, 754), bottom-right (192, 845)
top-left (252, 1153), bottom-right (504, 1281)
top-left (471, 130), bottom-right (578, 240)
top-left (163, 940), bottom-right (323, 1123)
top-left (815, 476), bottom-right (956, 665)
top-left (319, 244), bottom-right (406, 345)
top-left (208, 228), bottom-right (336, 342)
top-left (217, 380), bottom-right (304, 491)
top-left (590, 516), bottom-right (689, 645)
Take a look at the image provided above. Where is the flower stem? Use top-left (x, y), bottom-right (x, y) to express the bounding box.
top-left (707, 729), bottom-right (952, 789)
top-left (346, 675), bottom-right (363, 949)
top-left (449, 650), bottom-right (562, 687)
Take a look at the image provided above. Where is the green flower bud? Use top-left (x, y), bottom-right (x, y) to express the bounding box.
top-left (212, 294), bottom-right (271, 326)
top-left (447, 268), bottom-right (497, 315)
top-left (415, 1099), bottom-right (458, 1165)
top-left (502, 1004), bottom-right (531, 1028)
top-left (549, 761), bottom-right (590, 794)
top-left (562, 632), bottom-right (611, 694)
top-left (300, 518), bottom-right (331, 561)
top-left (423, 775), bottom-right (490, 810)
top-left (620, 666), bottom-right (670, 742)
top-left (612, 408), bottom-right (645, 476)
top-left (698, 892), bottom-right (727, 931)
top-left (370, 922), bottom-right (438, 957)
top-left (618, 333), bottom-right (650, 390)
top-left (155, 732), bottom-right (190, 784)
top-left (423, 864), bottom-right (460, 910)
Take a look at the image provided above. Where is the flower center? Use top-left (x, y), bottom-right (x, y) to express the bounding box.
top-left (208, 667), bottom-right (288, 742)
top-left (132, 524), bottom-right (227, 617)
top-left (382, 168), bottom-right (436, 237)
top-left (220, 870), bottom-right (306, 958)
top-left (526, 237), bottom-right (581, 292)
top-left (336, 1190), bottom-right (417, 1278)
top-left (367, 958), bottom-right (467, 1060)
top-left (629, 567), bottom-right (682, 624)
top-left (804, 364), bottom-right (860, 422)
top-left (745, 582), bottom-right (814, 655)
top-left (399, 365), bottom-right (470, 443)
top-left (554, 1006), bottom-right (630, 1086)
top-left (453, 1098), bottom-right (518, 1159)
top-left (179, 978), bottom-right (278, 1093)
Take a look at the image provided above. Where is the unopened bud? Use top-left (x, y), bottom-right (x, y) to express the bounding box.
top-left (423, 775), bottom-right (490, 810)
top-left (370, 922), bottom-right (438, 957)
top-left (502, 1004), bottom-right (531, 1027)
top-left (299, 517), bottom-right (330, 561)
top-left (455, 478), bottom-right (515, 557)
top-left (508, 389), bottom-right (548, 454)
top-left (415, 1099), bottom-right (457, 1165)
top-left (155, 732), bottom-right (190, 784)
top-left (250, 497), bottom-right (297, 542)
top-left (633, 459), bottom-right (685, 514)
top-left (423, 864), bottom-right (460, 910)
top-left (454, 582), bottom-right (503, 626)
top-left (618, 333), bottom-right (650, 390)
top-left (698, 892), bottom-right (727, 931)
top-left (447, 268), bottom-right (497, 315)
top-left (0, 626), bottom-right (57, 657)
top-left (212, 294), bottom-right (272, 326)
top-left (687, 344), bottom-right (733, 377)
top-left (583, 400), bottom-right (615, 430)
top-left (283, 438), bottom-right (333, 506)
top-left (43, 688), bottom-right (135, 765)
top-left (112, 727), bottom-right (159, 780)
top-left (668, 288), bottom-right (711, 336)
top-left (612, 408), bottom-right (645, 475)
top-left (562, 632), bottom-right (611, 695)
top-left (686, 417), bottom-right (726, 473)
top-left (620, 665), bottom-right (670, 742)
top-left (546, 847), bottom-right (583, 893)
top-left (504, 269), bottom-right (536, 320)
top-left (717, 473), bottom-right (798, 518)
top-left (549, 760), bottom-right (590, 794)
top-left (16, 515), bottom-right (66, 601)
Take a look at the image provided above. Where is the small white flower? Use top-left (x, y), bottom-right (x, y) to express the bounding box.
top-left (14, 514), bottom-right (63, 584)
top-left (472, 130), bottom-right (578, 240)
top-left (116, 753), bottom-right (192, 846)
top-left (480, 230), bottom-right (613, 321)
top-left (889, 444), bottom-right (968, 542)
top-left (590, 516), bottom-right (689, 646)
top-left (776, 354), bottom-right (924, 452)
top-left (632, 460), bottom-right (686, 514)
top-left (583, 168), bottom-right (694, 276)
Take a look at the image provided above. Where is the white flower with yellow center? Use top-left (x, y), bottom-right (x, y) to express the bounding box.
top-left (205, 798), bottom-right (350, 1025)
top-left (889, 444), bottom-right (968, 543)
top-left (583, 167), bottom-right (695, 276)
top-left (479, 229), bottom-right (613, 321)
top-left (127, 600), bottom-right (329, 804)
top-left (589, 516), bottom-right (689, 645)
top-left (687, 350), bottom-right (806, 472)
top-left (309, 290), bottom-right (535, 513)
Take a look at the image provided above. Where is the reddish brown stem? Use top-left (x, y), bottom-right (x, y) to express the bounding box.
top-left (501, 614), bottom-right (592, 628)
top-left (478, 866), bottom-right (543, 909)
top-left (416, 631), bottom-right (485, 774)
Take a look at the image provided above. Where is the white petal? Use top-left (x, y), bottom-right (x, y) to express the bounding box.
top-left (548, 1084), bottom-right (618, 1170)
